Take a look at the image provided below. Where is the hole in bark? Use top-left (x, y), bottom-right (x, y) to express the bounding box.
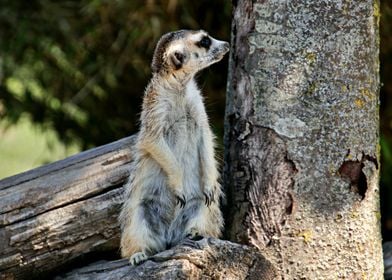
top-left (338, 160), bottom-right (367, 200)
top-left (285, 192), bottom-right (295, 216)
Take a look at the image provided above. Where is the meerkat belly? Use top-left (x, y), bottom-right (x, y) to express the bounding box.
top-left (166, 108), bottom-right (202, 196)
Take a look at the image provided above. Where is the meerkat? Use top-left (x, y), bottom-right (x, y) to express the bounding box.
top-left (119, 29), bottom-right (229, 265)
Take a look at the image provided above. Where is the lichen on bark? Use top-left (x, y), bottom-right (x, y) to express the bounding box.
top-left (224, 0), bottom-right (382, 278)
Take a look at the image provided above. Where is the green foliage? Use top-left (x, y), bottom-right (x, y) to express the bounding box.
top-left (0, 0), bottom-right (231, 149)
top-left (0, 117), bottom-right (79, 178)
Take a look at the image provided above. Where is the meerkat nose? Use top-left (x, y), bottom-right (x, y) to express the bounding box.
top-left (222, 42), bottom-right (230, 52)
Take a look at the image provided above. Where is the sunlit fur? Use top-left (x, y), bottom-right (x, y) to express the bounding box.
top-left (119, 30), bottom-right (229, 265)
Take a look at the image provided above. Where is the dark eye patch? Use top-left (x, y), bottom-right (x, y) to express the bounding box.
top-left (197, 36), bottom-right (211, 49)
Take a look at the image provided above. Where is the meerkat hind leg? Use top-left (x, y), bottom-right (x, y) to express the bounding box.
top-left (168, 198), bottom-right (205, 247)
top-left (126, 197), bottom-right (170, 265)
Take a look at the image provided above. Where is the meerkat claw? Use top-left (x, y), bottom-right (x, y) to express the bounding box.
top-left (129, 252), bottom-right (148, 266)
top-left (180, 238), bottom-right (202, 249)
top-left (175, 194), bottom-right (186, 208)
top-left (203, 191), bottom-right (214, 207)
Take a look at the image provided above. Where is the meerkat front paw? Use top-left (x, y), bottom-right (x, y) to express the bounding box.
top-left (129, 251), bottom-right (148, 266)
top-left (173, 190), bottom-right (186, 208)
top-left (168, 173), bottom-right (186, 207)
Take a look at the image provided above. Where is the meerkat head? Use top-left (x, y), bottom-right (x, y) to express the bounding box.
top-left (151, 30), bottom-right (230, 78)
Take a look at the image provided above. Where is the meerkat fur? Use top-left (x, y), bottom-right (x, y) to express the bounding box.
top-left (119, 30), bottom-right (230, 265)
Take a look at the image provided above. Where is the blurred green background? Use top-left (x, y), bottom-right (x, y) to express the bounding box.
top-left (0, 0), bottom-right (391, 240)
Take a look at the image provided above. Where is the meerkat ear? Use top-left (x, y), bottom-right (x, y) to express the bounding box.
top-left (170, 51), bottom-right (186, 70)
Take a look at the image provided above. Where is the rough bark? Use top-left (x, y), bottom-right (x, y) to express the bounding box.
top-left (0, 136), bottom-right (135, 279)
top-left (224, 0), bottom-right (382, 278)
top-left (55, 238), bottom-right (278, 280)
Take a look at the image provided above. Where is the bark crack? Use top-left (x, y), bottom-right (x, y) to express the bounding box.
top-left (5, 183), bottom-right (124, 228)
top-left (225, 114), bottom-right (297, 248)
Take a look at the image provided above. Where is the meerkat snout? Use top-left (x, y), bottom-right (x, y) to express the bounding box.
top-left (210, 40), bottom-right (230, 61)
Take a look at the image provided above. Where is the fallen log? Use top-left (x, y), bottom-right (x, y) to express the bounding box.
top-left (55, 238), bottom-right (278, 280)
top-left (0, 136), bottom-right (135, 279)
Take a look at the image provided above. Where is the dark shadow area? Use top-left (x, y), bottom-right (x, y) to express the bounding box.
top-left (39, 249), bottom-right (120, 280)
top-left (380, 0), bottom-right (392, 242)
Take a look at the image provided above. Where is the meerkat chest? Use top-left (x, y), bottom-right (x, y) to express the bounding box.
top-left (166, 87), bottom-right (205, 141)
top-left (168, 98), bottom-right (202, 132)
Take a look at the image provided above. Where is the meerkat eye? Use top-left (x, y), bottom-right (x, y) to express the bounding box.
top-left (197, 36), bottom-right (211, 49)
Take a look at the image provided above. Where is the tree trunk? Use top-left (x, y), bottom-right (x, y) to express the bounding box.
top-left (224, 0), bottom-right (382, 278)
top-left (55, 238), bottom-right (277, 280)
top-left (0, 136), bottom-right (135, 279)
